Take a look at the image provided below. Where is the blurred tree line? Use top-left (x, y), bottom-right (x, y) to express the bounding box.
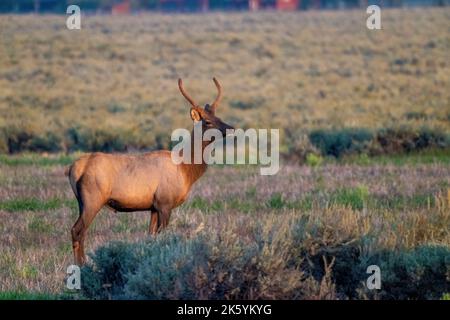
top-left (0, 0), bottom-right (447, 13)
top-left (0, 0), bottom-right (161, 13)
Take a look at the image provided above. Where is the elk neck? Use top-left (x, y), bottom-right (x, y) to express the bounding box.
top-left (179, 128), bottom-right (212, 187)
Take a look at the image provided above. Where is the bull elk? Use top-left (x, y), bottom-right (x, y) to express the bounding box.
top-left (67, 78), bottom-right (234, 265)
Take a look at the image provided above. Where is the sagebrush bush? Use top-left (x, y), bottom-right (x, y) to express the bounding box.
top-left (375, 127), bottom-right (449, 154)
top-left (81, 236), bottom-right (211, 299)
top-left (80, 217), bottom-right (450, 300)
top-left (309, 128), bottom-right (373, 158)
top-left (0, 124), bottom-right (448, 157)
top-left (1, 126), bottom-right (36, 154)
top-left (65, 127), bottom-right (135, 152)
top-left (27, 132), bottom-right (62, 152)
top-left (360, 246), bottom-right (450, 300)
top-left (283, 128), bottom-right (321, 163)
top-left (81, 228), bottom-right (308, 300)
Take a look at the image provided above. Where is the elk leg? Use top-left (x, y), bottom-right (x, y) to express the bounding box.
top-left (77, 202), bottom-right (103, 265)
top-left (158, 207), bottom-right (172, 232)
top-left (71, 215), bottom-right (84, 266)
top-left (149, 210), bottom-right (160, 235)
top-left (71, 190), bottom-right (104, 265)
top-left (71, 195), bottom-right (84, 265)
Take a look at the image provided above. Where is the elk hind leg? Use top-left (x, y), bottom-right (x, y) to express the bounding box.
top-left (71, 196), bottom-right (85, 265)
top-left (71, 189), bottom-right (105, 265)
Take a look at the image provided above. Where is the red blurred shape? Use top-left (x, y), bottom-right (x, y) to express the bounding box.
top-left (276, 0), bottom-right (299, 11)
top-left (249, 0), bottom-right (260, 11)
top-left (112, 0), bottom-right (131, 15)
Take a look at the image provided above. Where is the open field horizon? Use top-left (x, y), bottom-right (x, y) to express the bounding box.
top-left (0, 8), bottom-right (449, 155)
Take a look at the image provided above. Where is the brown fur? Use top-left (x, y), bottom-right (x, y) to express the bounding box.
top-left (68, 78), bottom-right (233, 265)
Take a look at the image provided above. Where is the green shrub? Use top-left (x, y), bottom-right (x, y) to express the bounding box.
top-left (82, 237), bottom-right (207, 300)
top-left (81, 231), bottom-right (305, 300)
top-left (28, 132), bottom-right (62, 152)
top-left (65, 127), bottom-right (129, 152)
top-left (0, 124), bottom-right (447, 158)
top-left (81, 241), bottom-right (142, 299)
top-left (81, 222), bottom-right (450, 300)
top-left (309, 128), bottom-right (373, 158)
top-left (0, 127), bottom-right (61, 153)
top-left (283, 128), bottom-right (320, 163)
top-left (376, 127), bottom-right (449, 154)
top-left (122, 236), bottom-right (210, 299)
top-left (306, 153), bottom-right (323, 167)
top-left (290, 218), bottom-right (450, 300)
top-left (83, 128), bottom-right (126, 152)
top-left (299, 241), bottom-right (366, 299)
top-left (362, 246), bottom-right (450, 300)
top-left (1, 126), bottom-right (35, 154)
top-left (3, 128), bottom-right (62, 153)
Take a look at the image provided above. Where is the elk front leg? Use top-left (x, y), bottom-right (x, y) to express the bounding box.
top-left (149, 210), bottom-right (160, 235)
top-left (149, 205), bottom-right (171, 235)
top-left (159, 207), bottom-right (172, 231)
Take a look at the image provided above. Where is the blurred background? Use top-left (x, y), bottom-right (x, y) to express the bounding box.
top-left (0, 2), bottom-right (449, 162)
top-left (0, 0), bottom-right (449, 13)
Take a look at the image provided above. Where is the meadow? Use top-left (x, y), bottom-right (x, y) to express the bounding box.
top-left (0, 152), bottom-right (449, 299)
top-left (0, 8), bottom-right (449, 155)
top-left (0, 8), bottom-right (449, 299)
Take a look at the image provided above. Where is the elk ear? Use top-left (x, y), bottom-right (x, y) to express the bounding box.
top-left (190, 108), bottom-right (201, 122)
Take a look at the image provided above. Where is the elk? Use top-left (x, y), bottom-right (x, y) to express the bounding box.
top-left (67, 78), bottom-right (234, 265)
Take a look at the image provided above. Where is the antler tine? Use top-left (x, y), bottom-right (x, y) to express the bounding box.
top-left (210, 77), bottom-right (222, 111)
top-left (178, 78), bottom-right (198, 108)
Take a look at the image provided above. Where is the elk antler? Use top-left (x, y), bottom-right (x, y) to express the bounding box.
top-left (210, 77), bottom-right (222, 112)
top-left (178, 78), bottom-right (198, 108)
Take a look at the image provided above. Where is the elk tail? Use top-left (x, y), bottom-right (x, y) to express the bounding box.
top-left (64, 165), bottom-right (72, 177)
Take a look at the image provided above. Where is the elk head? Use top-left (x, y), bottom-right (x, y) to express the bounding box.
top-left (178, 78), bottom-right (234, 137)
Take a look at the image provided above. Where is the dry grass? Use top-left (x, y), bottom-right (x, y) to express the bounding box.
top-left (0, 159), bottom-right (448, 297)
top-left (0, 8), bottom-right (449, 152)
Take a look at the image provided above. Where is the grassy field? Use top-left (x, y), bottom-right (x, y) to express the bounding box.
top-left (0, 153), bottom-right (449, 299)
top-left (0, 8), bottom-right (449, 299)
top-left (0, 8), bottom-right (449, 153)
